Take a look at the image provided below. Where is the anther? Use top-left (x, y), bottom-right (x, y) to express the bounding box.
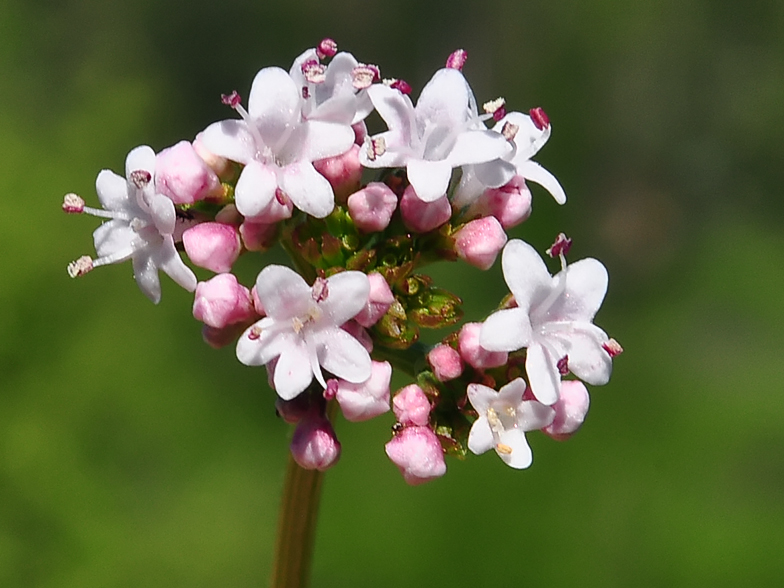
top-left (546, 233), bottom-right (572, 258)
top-left (446, 49), bottom-right (468, 70)
top-left (352, 64), bottom-right (380, 90)
top-left (366, 137), bottom-right (386, 161)
top-left (529, 107), bottom-right (550, 131)
top-left (248, 325), bottom-right (263, 340)
top-left (311, 277), bottom-right (329, 303)
top-left (129, 170), bottom-right (151, 189)
top-left (62, 193), bottom-right (85, 214)
top-left (603, 338), bottom-right (624, 358)
top-left (384, 78), bottom-right (412, 95)
top-left (67, 255), bottom-right (93, 278)
top-left (324, 378), bottom-right (339, 400)
top-left (501, 121), bottom-right (519, 141)
top-left (221, 91), bottom-right (242, 108)
top-left (301, 59), bottom-right (327, 84)
top-left (317, 38), bottom-right (338, 60)
top-left (496, 443), bottom-right (513, 455)
top-left (302, 86), bottom-right (310, 99)
top-left (557, 355), bottom-right (569, 376)
top-left (483, 97), bottom-right (506, 121)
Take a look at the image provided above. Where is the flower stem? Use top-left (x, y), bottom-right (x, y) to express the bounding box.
top-left (270, 457), bottom-right (325, 588)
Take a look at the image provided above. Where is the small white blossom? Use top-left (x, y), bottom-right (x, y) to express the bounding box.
top-left (480, 240), bottom-right (612, 405)
top-left (467, 378), bottom-right (554, 469)
top-left (66, 145), bottom-right (196, 304)
top-left (236, 265), bottom-right (371, 400)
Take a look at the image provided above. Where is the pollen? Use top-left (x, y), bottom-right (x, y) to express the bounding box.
top-left (67, 256), bottom-right (93, 278)
top-left (62, 193), bottom-right (85, 213)
top-left (496, 443), bottom-right (513, 455)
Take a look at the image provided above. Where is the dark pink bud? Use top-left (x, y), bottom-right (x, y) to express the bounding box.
top-left (453, 216), bottom-right (508, 270)
top-left (156, 140), bottom-right (221, 205)
top-left (529, 107), bottom-right (550, 130)
top-left (392, 384), bottom-right (431, 427)
top-left (290, 413), bottom-right (341, 471)
top-left (400, 186), bottom-right (451, 233)
top-left (324, 379), bottom-right (339, 400)
top-left (354, 272), bottom-right (395, 328)
top-left (427, 344), bottom-right (464, 382)
top-left (182, 222), bottom-right (242, 273)
top-left (193, 273), bottom-right (256, 329)
top-left (347, 182), bottom-right (398, 233)
top-left (446, 49), bottom-right (468, 70)
top-left (313, 144), bottom-right (362, 203)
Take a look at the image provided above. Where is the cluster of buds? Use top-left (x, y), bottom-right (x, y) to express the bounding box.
top-left (64, 41), bottom-right (621, 484)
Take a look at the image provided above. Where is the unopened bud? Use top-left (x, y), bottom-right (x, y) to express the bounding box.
top-left (453, 216), bottom-right (508, 270)
top-left (458, 322), bottom-right (508, 369)
top-left (290, 412), bottom-right (341, 471)
top-left (427, 344), bottom-right (464, 382)
top-left (385, 425), bottom-right (446, 485)
top-left (542, 380), bottom-right (590, 441)
top-left (392, 384), bottom-right (431, 427)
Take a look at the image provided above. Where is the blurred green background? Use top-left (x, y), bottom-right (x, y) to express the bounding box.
top-left (2, 0), bottom-right (783, 586)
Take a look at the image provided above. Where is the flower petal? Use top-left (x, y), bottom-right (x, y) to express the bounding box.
top-left (517, 160), bottom-right (566, 205)
top-left (501, 239), bottom-right (554, 313)
top-left (319, 271), bottom-right (370, 326)
top-left (496, 428), bottom-right (533, 469)
top-left (480, 307), bottom-right (532, 352)
top-left (416, 68), bottom-right (470, 130)
top-left (525, 343), bottom-right (560, 405)
top-left (132, 251), bottom-right (161, 304)
top-left (201, 120), bottom-right (256, 165)
top-left (93, 220), bottom-right (135, 259)
top-left (517, 400), bottom-right (556, 431)
top-left (235, 161), bottom-right (277, 218)
top-left (95, 170), bottom-right (131, 212)
top-left (235, 318), bottom-right (286, 366)
top-left (153, 237), bottom-right (197, 292)
top-left (248, 67), bottom-right (300, 149)
top-left (280, 161), bottom-right (335, 218)
top-left (311, 327), bottom-right (371, 384)
top-left (467, 416), bottom-right (494, 455)
top-left (367, 84), bottom-right (416, 141)
top-left (545, 258), bottom-right (608, 323)
top-left (496, 111), bottom-right (551, 160)
top-left (406, 158), bottom-right (452, 202)
top-left (446, 130), bottom-right (512, 168)
top-left (567, 326), bottom-right (612, 386)
top-left (255, 265), bottom-right (312, 320)
top-left (472, 158), bottom-right (517, 189)
top-left (296, 120), bottom-right (354, 162)
top-left (125, 145), bottom-right (156, 178)
top-left (467, 383), bottom-right (497, 415)
top-left (274, 338), bottom-right (315, 400)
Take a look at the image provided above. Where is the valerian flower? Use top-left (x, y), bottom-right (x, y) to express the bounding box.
top-left (236, 265), bottom-right (371, 400)
top-left (201, 67), bottom-right (355, 219)
top-left (65, 145), bottom-right (197, 304)
top-left (467, 378), bottom-right (555, 469)
top-left (480, 239), bottom-right (612, 405)
top-left (359, 68), bottom-right (512, 202)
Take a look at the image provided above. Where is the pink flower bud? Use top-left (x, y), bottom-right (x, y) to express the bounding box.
top-left (400, 186), bottom-right (452, 233)
top-left (336, 361), bottom-right (392, 422)
top-left (385, 426), bottom-right (446, 485)
top-left (427, 344), bottom-right (464, 381)
top-left (250, 285), bottom-right (266, 316)
top-left (354, 272), bottom-right (394, 327)
top-left (245, 189), bottom-right (294, 225)
top-left (156, 140), bottom-right (222, 204)
top-left (542, 380), bottom-right (590, 441)
top-left (240, 220), bottom-right (278, 252)
top-left (275, 394), bottom-right (311, 424)
top-left (193, 133), bottom-right (234, 181)
top-left (392, 384), bottom-right (431, 426)
top-left (201, 322), bottom-right (250, 349)
top-left (453, 216), bottom-right (508, 270)
top-left (313, 144), bottom-right (362, 204)
top-left (467, 175), bottom-right (532, 229)
top-left (347, 182), bottom-right (398, 233)
top-left (458, 322), bottom-right (508, 369)
top-left (193, 273), bottom-right (255, 329)
top-left (290, 413), bottom-right (341, 471)
top-left (182, 222), bottom-right (242, 273)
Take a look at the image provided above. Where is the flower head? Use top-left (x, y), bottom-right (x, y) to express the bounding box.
top-left (480, 239), bottom-right (612, 404)
top-left (236, 265), bottom-right (371, 400)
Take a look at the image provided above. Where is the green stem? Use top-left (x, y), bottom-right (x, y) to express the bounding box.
top-left (371, 341), bottom-right (431, 378)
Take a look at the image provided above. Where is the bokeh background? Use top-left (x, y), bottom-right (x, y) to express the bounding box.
top-left (2, 0), bottom-right (784, 586)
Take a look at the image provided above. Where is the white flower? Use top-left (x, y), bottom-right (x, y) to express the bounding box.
top-left (66, 145), bottom-right (197, 304)
top-left (467, 378), bottom-right (554, 469)
top-left (480, 239), bottom-right (612, 405)
top-left (236, 265), bottom-right (372, 400)
top-left (454, 109), bottom-right (566, 208)
top-left (201, 67), bottom-right (355, 219)
top-left (359, 68), bottom-right (512, 202)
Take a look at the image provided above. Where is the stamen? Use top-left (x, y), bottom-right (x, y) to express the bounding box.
top-left (302, 86), bottom-right (310, 99)
top-left (366, 137), bottom-right (386, 161)
top-left (324, 378), bottom-right (339, 400)
top-left (529, 107), bottom-right (550, 131)
top-left (301, 59), bottom-right (327, 84)
top-left (311, 277), bottom-right (329, 303)
top-left (292, 316), bottom-right (305, 334)
top-left (483, 97), bottom-right (507, 122)
top-left (384, 78), bottom-right (412, 95)
top-left (546, 233), bottom-right (572, 258)
top-left (129, 170), bottom-right (151, 189)
top-left (446, 49), bottom-right (468, 70)
top-left (602, 338), bottom-right (624, 358)
top-left (496, 443), bottom-right (513, 455)
top-left (248, 325), bottom-right (263, 340)
top-left (67, 255), bottom-right (93, 278)
top-left (275, 188), bottom-right (289, 206)
top-left (62, 193), bottom-right (85, 213)
top-left (557, 355), bottom-right (569, 375)
top-left (317, 38), bottom-right (338, 60)
top-left (221, 91), bottom-right (242, 108)
top-left (501, 121), bottom-right (519, 141)
top-left (352, 64), bottom-right (380, 89)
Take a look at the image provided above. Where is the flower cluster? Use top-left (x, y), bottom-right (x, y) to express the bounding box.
top-left (64, 41), bottom-right (621, 483)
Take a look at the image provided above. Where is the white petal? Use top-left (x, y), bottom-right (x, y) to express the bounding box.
top-left (235, 161), bottom-right (277, 218)
top-left (288, 48), bottom-right (318, 85)
top-left (517, 400), bottom-right (556, 431)
top-left (496, 111), bottom-right (550, 160)
top-left (367, 84), bottom-right (416, 140)
top-left (132, 251), bottom-right (161, 304)
top-left (467, 383), bottom-right (497, 415)
top-left (467, 417), bottom-right (494, 455)
top-left (153, 237), bottom-right (197, 292)
top-left (93, 220), bottom-right (135, 258)
top-left (525, 344), bottom-right (560, 405)
top-left (125, 145), bottom-right (156, 178)
top-left (254, 265), bottom-right (311, 320)
top-left (311, 327), bottom-right (371, 384)
top-left (480, 307), bottom-right (532, 352)
top-left (248, 67), bottom-right (301, 149)
top-left (319, 271), bottom-right (370, 327)
top-left (496, 428), bottom-right (533, 469)
top-left (95, 170), bottom-right (131, 211)
top-left (280, 161), bottom-right (335, 218)
top-left (318, 52), bottom-right (358, 104)
top-left (297, 120), bottom-right (354, 162)
top-left (274, 338), bottom-right (315, 400)
top-left (358, 131), bottom-right (410, 168)
top-left (517, 160), bottom-right (566, 205)
top-left (496, 378), bottom-right (528, 406)
top-left (235, 319), bottom-right (287, 366)
top-left (446, 130), bottom-right (512, 167)
top-left (147, 192), bottom-right (176, 235)
top-left (568, 327), bottom-right (612, 386)
top-left (473, 158), bottom-right (517, 189)
top-left (416, 68), bottom-right (470, 129)
top-left (406, 159), bottom-right (452, 202)
top-left (545, 258), bottom-right (608, 323)
top-left (502, 239), bottom-right (554, 312)
top-left (201, 120), bottom-right (256, 165)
